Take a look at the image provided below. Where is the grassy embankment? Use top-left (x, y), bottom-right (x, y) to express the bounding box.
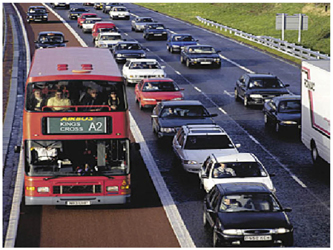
top-left (136, 3), bottom-right (330, 64)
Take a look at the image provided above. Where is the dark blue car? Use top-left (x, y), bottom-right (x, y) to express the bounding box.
top-left (166, 33), bottom-right (198, 53)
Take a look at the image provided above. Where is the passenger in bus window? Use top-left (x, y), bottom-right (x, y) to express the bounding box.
top-left (107, 91), bottom-right (120, 110)
top-left (47, 89), bottom-right (71, 111)
top-left (81, 88), bottom-right (103, 111)
top-left (29, 89), bottom-right (46, 111)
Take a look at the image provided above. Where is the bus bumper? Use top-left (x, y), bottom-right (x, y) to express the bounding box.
top-left (25, 195), bottom-right (130, 206)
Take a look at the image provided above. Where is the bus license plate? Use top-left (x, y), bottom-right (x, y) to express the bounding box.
top-left (244, 235), bottom-right (272, 241)
top-left (67, 201), bottom-right (91, 206)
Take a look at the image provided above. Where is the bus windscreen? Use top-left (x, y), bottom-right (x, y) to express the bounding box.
top-left (26, 80), bottom-right (127, 112)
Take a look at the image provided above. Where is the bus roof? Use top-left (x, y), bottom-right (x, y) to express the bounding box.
top-left (28, 47), bottom-right (122, 81)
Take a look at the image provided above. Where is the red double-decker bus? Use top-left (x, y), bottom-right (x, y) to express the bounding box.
top-left (19, 47), bottom-right (137, 206)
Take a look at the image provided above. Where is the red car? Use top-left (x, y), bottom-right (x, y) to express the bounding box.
top-left (135, 78), bottom-right (184, 109)
top-left (77, 13), bottom-right (98, 28)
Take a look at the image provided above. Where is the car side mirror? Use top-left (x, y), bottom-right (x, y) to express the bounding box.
top-left (283, 207), bottom-right (292, 212)
top-left (196, 39), bottom-right (199, 42)
top-left (123, 38), bottom-right (127, 41)
top-left (216, 50), bottom-right (221, 53)
top-left (235, 143), bottom-right (241, 148)
top-left (180, 88), bottom-right (185, 91)
top-left (210, 113), bottom-right (218, 117)
top-left (64, 40), bottom-right (69, 43)
top-left (161, 66), bottom-right (166, 69)
top-left (132, 142), bottom-right (140, 151)
top-left (285, 84), bottom-right (290, 87)
top-left (269, 173), bottom-right (276, 177)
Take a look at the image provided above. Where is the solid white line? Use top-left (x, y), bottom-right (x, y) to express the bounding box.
top-left (219, 54), bottom-right (254, 73)
top-left (129, 114), bottom-right (195, 248)
top-left (175, 71), bottom-right (181, 75)
top-left (194, 87), bottom-right (202, 92)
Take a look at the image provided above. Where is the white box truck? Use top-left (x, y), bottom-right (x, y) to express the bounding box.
top-left (301, 60), bottom-right (330, 165)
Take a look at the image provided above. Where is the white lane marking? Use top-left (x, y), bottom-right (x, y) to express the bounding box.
top-left (219, 54), bottom-right (254, 73)
top-left (175, 71), bottom-right (181, 75)
top-left (194, 87), bottom-right (202, 92)
top-left (130, 114), bottom-right (196, 248)
top-left (223, 90), bottom-right (234, 97)
top-left (218, 107), bottom-right (227, 115)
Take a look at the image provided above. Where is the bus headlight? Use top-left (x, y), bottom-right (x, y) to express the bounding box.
top-left (106, 186), bottom-right (118, 192)
top-left (37, 187), bottom-right (50, 193)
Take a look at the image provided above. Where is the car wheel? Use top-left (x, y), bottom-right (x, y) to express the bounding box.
top-left (180, 56), bottom-right (185, 64)
top-left (264, 114), bottom-right (269, 125)
top-left (131, 26), bottom-right (134, 31)
top-left (234, 88), bottom-right (240, 101)
top-left (243, 96), bottom-right (249, 107)
top-left (186, 59), bottom-right (191, 68)
top-left (311, 142), bottom-right (320, 165)
top-left (203, 211), bottom-right (209, 229)
top-left (170, 47), bottom-right (174, 53)
top-left (138, 101), bottom-right (143, 110)
top-left (215, 62), bottom-right (221, 68)
top-left (213, 228), bottom-right (222, 247)
top-left (275, 122), bottom-right (280, 133)
top-left (134, 95), bottom-right (138, 103)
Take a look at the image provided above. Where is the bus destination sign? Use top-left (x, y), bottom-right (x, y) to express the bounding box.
top-left (46, 117), bottom-right (109, 134)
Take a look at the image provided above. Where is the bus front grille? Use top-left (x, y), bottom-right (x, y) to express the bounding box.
top-left (53, 185), bottom-right (102, 194)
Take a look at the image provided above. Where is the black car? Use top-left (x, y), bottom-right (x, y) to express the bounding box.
top-left (34, 31), bottom-right (68, 49)
top-left (203, 182), bottom-right (293, 247)
top-left (151, 100), bottom-right (217, 139)
top-left (180, 45), bottom-right (221, 68)
top-left (26, 6), bottom-right (48, 23)
top-left (51, 3), bottom-right (70, 9)
top-left (68, 7), bottom-right (88, 19)
top-left (263, 95), bottom-right (301, 133)
top-left (112, 41), bottom-right (146, 63)
top-left (235, 73), bottom-right (291, 107)
top-left (143, 23), bottom-right (168, 40)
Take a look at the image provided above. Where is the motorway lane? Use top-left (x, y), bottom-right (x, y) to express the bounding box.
top-left (14, 3), bottom-right (180, 247)
top-left (16, 3), bottom-right (330, 247)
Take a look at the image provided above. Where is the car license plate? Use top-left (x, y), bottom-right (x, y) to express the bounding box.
top-left (201, 61), bottom-right (212, 64)
top-left (67, 200), bottom-right (91, 206)
top-left (154, 34), bottom-right (162, 36)
top-left (244, 235), bottom-right (272, 241)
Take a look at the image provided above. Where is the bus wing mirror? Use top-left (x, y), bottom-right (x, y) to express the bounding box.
top-left (133, 142), bottom-right (140, 151)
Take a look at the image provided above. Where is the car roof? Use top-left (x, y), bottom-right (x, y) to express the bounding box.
top-left (81, 13), bottom-right (97, 16)
top-left (38, 31), bottom-right (64, 36)
top-left (128, 58), bottom-right (158, 63)
top-left (182, 124), bottom-right (225, 135)
top-left (160, 100), bottom-right (203, 107)
top-left (272, 94), bottom-right (301, 102)
top-left (212, 153), bottom-right (256, 163)
top-left (216, 182), bottom-right (271, 195)
top-left (185, 44), bottom-right (213, 48)
top-left (117, 41), bottom-right (140, 44)
top-left (172, 33), bottom-right (192, 36)
top-left (246, 73), bottom-right (277, 78)
top-left (99, 32), bottom-right (121, 35)
top-left (142, 77), bottom-right (173, 82)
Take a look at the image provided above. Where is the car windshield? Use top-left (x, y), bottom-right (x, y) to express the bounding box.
top-left (188, 47), bottom-right (215, 53)
top-left (72, 8), bottom-right (86, 12)
top-left (29, 8), bottom-right (46, 13)
top-left (212, 162), bottom-right (267, 178)
top-left (278, 100), bottom-right (301, 113)
top-left (130, 62), bottom-right (160, 69)
top-left (173, 35), bottom-right (194, 42)
top-left (184, 135), bottom-right (234, 150)
top-left (25, 139), bottom-right (130, 177)
top-left (160, 105), bottom-right (209, 118)
top-left (248, 77), bottom-right (284, 89)
top-left (117, 43), bottom-right (142, 50)
top-left (39, 34), bottom-right (64, 43)
top-left (219, 194), bottom-right (282, 213)
top-left (139, 18), bottom-right (153, 22)
top-left (149, 24), bottom-right (165, 29)
top-left (142, 81), bottom-right (179, 92)
top-left (114, 7), bottom-right (127, 11)
top-left (101, 35), bottom-right (121, 40)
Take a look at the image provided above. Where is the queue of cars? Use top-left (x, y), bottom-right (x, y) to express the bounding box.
top-left (29, 3), bottom-right (296, 247)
